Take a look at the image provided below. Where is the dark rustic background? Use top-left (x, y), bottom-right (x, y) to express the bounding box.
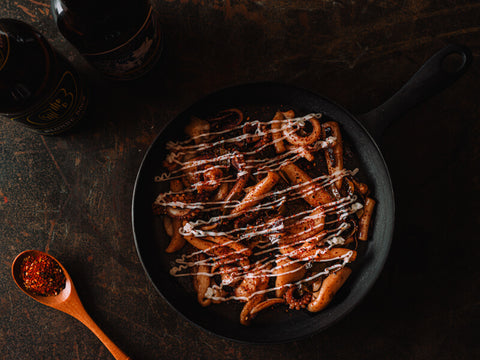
top-left (1, 1), bottom-right (479, 359)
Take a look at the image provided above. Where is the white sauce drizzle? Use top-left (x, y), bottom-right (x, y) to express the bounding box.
top-left (157, 112), bottom-right (366, 303)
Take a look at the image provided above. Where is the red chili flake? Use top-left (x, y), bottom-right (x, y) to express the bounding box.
top-left (20, 254), bottom-right (66, 296)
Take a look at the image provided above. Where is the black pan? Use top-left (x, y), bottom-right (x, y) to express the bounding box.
top-left (132, 44), bottom-right (471, 343)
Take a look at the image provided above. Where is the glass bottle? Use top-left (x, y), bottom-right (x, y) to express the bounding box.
top-left (51, 0), bottom-right (164, 81)
top-left (0, 19), bottom-right (89, 135)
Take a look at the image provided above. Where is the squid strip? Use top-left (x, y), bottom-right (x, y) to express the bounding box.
top-left (231, 171), bottom-right (280, 215)
top-left (308, 267), bottom-right (352, 312)
top-left (274, 258), bottom-right (306, 297)
top-left (249, 298), bottom-right (285, 316)
top-left (322, 121), bottom-right (344, 190)
top-left (165, 218), bottom-right (186, 253)
top-left (223, 153), bottom-right (250, 208)
top-left (281, 163), bottom-right (334, 206)
top-left (163, 216), bottom-right (173, 237)
top-left (358, 197), bottom-right (376, 240)
top-left (240, 294), bottom-right (265, 326)
top-left (288, 247), bottom-right (357, 263)
top-left (204, 235), bottom-right (252, 257)
top-left (193, 253), bottom-right (212, 307)
top-left (184, 235), bottom-right (216, 251)
top-left (271, 111), bottom-right (287, 153)
top-left (185, 116), bottom-right (211, 144)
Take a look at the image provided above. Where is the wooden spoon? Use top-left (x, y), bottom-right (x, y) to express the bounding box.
top-left (12, 250), bottom-right (130, 360)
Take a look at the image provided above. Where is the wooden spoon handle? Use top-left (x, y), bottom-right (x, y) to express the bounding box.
top-left (75, 311), bottom-right (130, 360)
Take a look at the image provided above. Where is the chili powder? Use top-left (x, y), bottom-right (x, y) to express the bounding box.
top-left (20, 254), bottom-right (66, 296)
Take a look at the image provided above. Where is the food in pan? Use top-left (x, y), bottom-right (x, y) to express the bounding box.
top-left (152, 107), bottom-right (375, 325)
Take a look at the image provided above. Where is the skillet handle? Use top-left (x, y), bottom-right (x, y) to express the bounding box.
top-left (358, 44), bottom-right (472, 141)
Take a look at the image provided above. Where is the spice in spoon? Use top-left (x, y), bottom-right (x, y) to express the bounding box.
top-left (20, 253), bottom-right (66, 296)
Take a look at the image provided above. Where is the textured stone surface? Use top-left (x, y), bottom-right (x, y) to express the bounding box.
top-left (1, 0), bottom-right (479, 359)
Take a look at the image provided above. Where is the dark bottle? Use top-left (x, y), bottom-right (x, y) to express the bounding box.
top-left (51, 0), bottom-right (163, 81)
top-left (0, 19), bottom-right (88, 135)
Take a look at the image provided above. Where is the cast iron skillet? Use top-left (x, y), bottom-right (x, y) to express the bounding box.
top-left (132, 44), bottom-right (471, 343)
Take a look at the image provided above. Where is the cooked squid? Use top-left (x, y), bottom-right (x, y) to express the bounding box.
top-left (154, 107), bottom-right (375, 325)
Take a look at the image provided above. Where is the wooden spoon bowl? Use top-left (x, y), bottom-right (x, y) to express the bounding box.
top-left (12, 250), bottom-right (130, 360)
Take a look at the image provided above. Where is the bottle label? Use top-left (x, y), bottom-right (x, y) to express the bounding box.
top-left (82, 6), bottom-right (163, 80)
top-left (0, 25), bottom-right (10, 71)
top-left (10, 70), bottom-right (88, 135)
